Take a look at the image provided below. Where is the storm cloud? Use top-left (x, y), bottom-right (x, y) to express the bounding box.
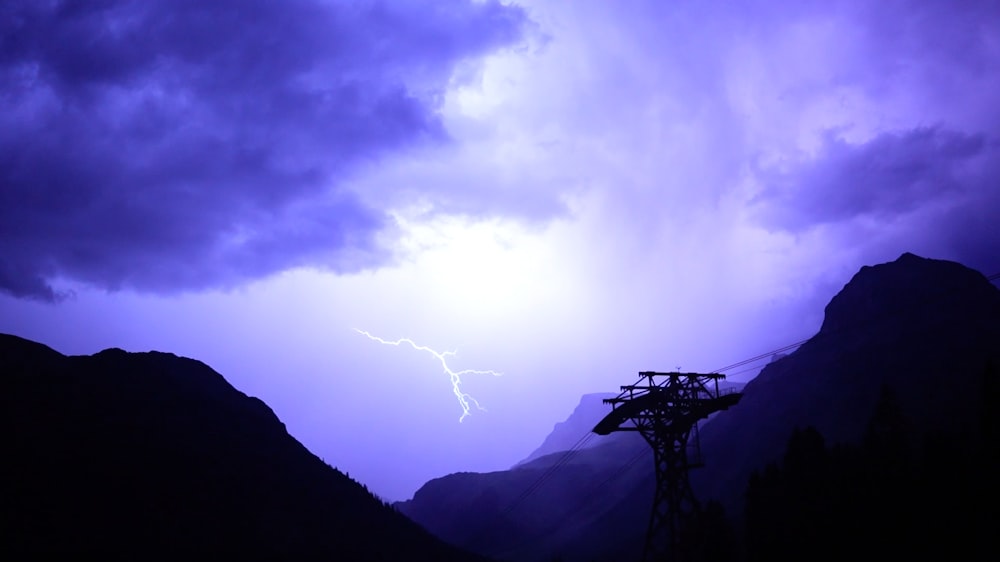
top-left (0, 0), bottom-right (528, 300)
top-left (757, 127), bottom-right (995, 231)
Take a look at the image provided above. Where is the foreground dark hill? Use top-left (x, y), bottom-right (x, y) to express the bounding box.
top-left (0, 336), bottom-right (485, 560)
top-left (399, 253), bottom-right (1000, 561)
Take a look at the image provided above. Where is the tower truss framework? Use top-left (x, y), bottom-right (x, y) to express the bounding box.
top-left (593, 372), bottom-right (742, 562)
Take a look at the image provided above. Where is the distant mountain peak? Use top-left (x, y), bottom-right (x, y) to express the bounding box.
top-left (820, 252), bottom-right (996, 335)
top-left (515, 392), bottom-right (617, 466)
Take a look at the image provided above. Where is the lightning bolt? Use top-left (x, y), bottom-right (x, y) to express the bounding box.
top-left (354, 329), bottom-right (502, 422)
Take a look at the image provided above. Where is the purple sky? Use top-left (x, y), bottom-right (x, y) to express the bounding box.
top-left (2, 0), bottom-right (999, 501)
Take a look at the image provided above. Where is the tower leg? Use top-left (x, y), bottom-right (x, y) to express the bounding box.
top-left (641, 430), bottom-right (699, 562)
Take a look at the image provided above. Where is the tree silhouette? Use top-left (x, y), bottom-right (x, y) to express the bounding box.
top-left (744, 379), bottom-right (998, 562)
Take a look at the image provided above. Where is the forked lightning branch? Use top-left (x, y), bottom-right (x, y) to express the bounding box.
top-left (355, 329), bottom-right (502, 422)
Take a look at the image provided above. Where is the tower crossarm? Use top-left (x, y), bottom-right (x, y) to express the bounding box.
top-left (593, 371), bottom-right (740, 436)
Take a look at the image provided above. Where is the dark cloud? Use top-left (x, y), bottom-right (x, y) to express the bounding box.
top-left (756, 127), bottom-right (994, 231)
top-left (0, 0), bottom-right (528, 300)
top-left (739, 0), bottom-right (1000, 276)
top-left (755, 123), bottom-right (1000, 277)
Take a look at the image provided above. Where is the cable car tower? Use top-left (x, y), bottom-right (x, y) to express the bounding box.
top-left (593, 372), bottom-right (742, 562)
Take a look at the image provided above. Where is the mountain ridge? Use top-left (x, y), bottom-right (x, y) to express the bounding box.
top-left (0, 333), bottom-right (486, 560)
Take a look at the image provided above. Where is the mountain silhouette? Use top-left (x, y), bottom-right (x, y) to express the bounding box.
top-left (397, 252), bottom-right (1000, 561)
top-left (514, 393), bottom-right (617, 466)
top-left (693, 252), bottom-right (1000, 509)
top-left (0, 336), bottom-right (487, 560)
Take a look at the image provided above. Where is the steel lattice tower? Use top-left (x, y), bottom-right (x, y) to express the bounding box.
top-left (593, 372), bottom-right (742, 562)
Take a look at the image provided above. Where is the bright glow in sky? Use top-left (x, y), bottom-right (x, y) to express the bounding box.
top-left (2, 0), bottom-right (998, 501)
